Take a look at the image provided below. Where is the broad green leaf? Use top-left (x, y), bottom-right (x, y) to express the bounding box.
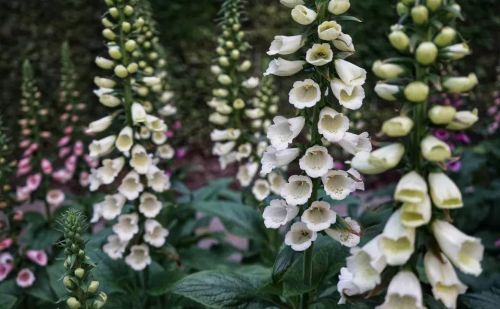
top-left (272, 246), bottom-right (295, 283)
top-left (192, 178), bottom-right (233, 201)
top-left (147, 262), bottom-right (184, 296)
top-left (461, 291), bottom-right (500, 309)
top-left (0, 294), bottom-right (17, 309)
top-left (25, 269), bottom-right (57, 303)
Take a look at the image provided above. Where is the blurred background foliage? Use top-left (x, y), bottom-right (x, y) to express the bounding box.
top-left (1, 0), bottom-right (499, 146)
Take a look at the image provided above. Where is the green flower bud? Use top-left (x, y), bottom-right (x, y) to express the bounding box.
top-left (101, 18), bottom-right (113, 28)
top-left (63, 276), bottom-right (74, 289)
top-left (428, 105), bottom-right (456, 125)
top-left (122, 22), bottom-right (131, 33)
top-left (67, 297), bottom-right (81, 309)
top-left (443, 73), bottom-right (478, 93)
top-left (125, 40), bottom-right (137, 52)
top-left (238, 60), bottom-right (251, 72)
top-left (225, 41), bottom-right (234, 49)
top-left (401, 0), bottom-right (414, 5)
top-left (134, 17), bottom-right (145, 29)
top-left (216, 47), bottom-right (226, 56)
top-left (127, 63), bottom-right (138, 73)
top-left (104, 0), bottom-right (113, 6)
top-left (426, 0), bottom-right (442, 11)
top-left (74, 268), bottom-right (85, 279)
top-left (389, 30), bottom-right (410, 51)
top-left (233, 98), bottom-right (245, 109)
top-left (102, 29), bottom-right (116, 41)
top-left (411, 5), bottom-right (429, 25)
top-left (372, 60), bottom-right (405, 80)
top-left (416, 42), bottom-right (438, 65)
top-left (114, 65), bottom-right (128, 78)
top-left (217, 74), bottom-right (232, 85)
top-left (434, 27), bottom-right (456, 47)
top-left (123, 5), bottom-right (134, 16)
top-left (230, 50), bottom-right (240, 60)
top-left (382, 116), bottom-right (414, 137)
top-left (88, 281), bottom-right (100, 294)
top-left (396, 3), bottom-right (408, 16)
top-left (404, 81), bottom-right (429, 103)
top-left (95, 57), bottom-right (114, 70)
top-left (218, 56), bottom-right (230, 67)
top-left (108, 7), bottom-right (119, 19)
top-left (108, 46), bottom-right (122, 60)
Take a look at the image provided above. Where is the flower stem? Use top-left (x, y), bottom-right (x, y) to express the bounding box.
top-left (117, 3), bottom-right (134, 127)
top-left (300, 243), bottom-right (314, 309)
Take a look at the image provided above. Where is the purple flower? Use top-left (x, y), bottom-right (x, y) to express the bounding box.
top-left (447, 160), bottom-right (461, 172)
top-left (433, 129), bottom-right (449, 141)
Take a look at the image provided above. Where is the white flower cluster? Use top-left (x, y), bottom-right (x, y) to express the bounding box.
top-left (339, 1), bottom-right (483, 308)
top-left (89, 0), bottom-right (172, 271)
top-left (261, 0), bottom-right (370, 251)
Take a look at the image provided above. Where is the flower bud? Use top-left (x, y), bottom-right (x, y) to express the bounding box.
top-left (216, 47), bottom-right (225, 56)
top-left (230, 49), bottom-right (240, 60)
top-left (434, 27), bottom-right (456, 47)
top-left (372, 61), bottom-right (404, 80)
top-left (426, 0), bottom-right (442, 11)
top-left (108, 46), bottom-right (122, 60)
top-left (238, 60), bottom-right (252, 72)
top-left (94, 77), bottom-right (116, 89)
top-left (411, 5), bottom-right (429, 25)
top-left (389, 30), bottom-right (410, 51)
top-left (63, 276), bottom-right (74, 289)
top-left (291, 5), bottom-right (317, 25)
top-left (447, 109), bottom-right (479, 130)
top-left (217, 74), bottom-right (232, 85)
top-left (123, 5), bottom-right (134, 16)
top-left (102, 29), bottom-right (116, 41)
top-left (114, 65), bottom-right (128, 78)
top-left (318, 21), bottom-right (342, 41)
top-left (99, 94), bottom-right (121, 107)
top-left (218, 56), bottom-right (230, 67)
top-left (122, 22), bottom-right (131, 32)
top-left (88, 281), bottom-right (100, 294)
top-left (328, 0), bottom-right (350, 15)
top-left (374, 83), bottom-right (400, 101)
top-left (421, 135), bottom-right (451, 162)
top-left (127, 62), bottom-right (138, 73)
top-left (404, 81), bottom-right (429, 103)
top-left (95, 57), bottom-right (114, 70)
top-left (67, 297), bottom-right (81, 309)
top-left (441, 43), bottom-right (471, 60)
top-left (416, 42), bottom-right (438, 65)
top-left (396, 3), bottom-right (408, 16)
top-left (74, 268), bottom-right (85, 279)
top-left (125, 40), bottom-right (137, 52)
top-left (382, 116), bottom-right (414, 137)
top-left (101, 18), bottom-right (113, 28)
top-left (428, 105), bottom-right (456, 125)
top-left (108, 7), bottom-right (119, 18)
top-left (233, 98), bottom-right (245, 109)
top-left (443, 73), bottom-right (478, 93)
top-left (428, 173), bottom-right (462, 209)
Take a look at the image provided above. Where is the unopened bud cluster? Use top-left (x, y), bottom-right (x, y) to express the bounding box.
top-left (341, 1), bottom-right (483, 308)
top-left (60, 209), bottom-right (107, 309)
top-left (261, 0), bottom-right (370, 253)
top-left (89, 0), bottom-right (171, 271)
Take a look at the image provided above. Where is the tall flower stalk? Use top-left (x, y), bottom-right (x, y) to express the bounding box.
top-left (262, 0), bottom-right (370, 307)
top-left (209, 0), bottom-right (277, 192)
top-left (90, 0), bottom-right (171, 271)
top-left (342, 0), bottom-right (482, 308)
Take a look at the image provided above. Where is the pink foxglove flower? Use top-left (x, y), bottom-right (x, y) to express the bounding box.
top-left (26, 173), bottom-right (42, 191)
top-left (166, 130), bottom-right (174, 138)
top-left (40, 131), bottom-right (51, 139)
top-left (18, 157), bottom-right (31, 169)
top-left (26, 250), bottom-right (48, 266)
top-left (173, 120), bottom-right (182, 130)
top-left (16, 186), bottom-right (31, 202)
top-left (19, 140), bottom-right (31, 149)
top-left (46, 189), bottom-right (65, 207)
top-left (16, 165), bottom-right (32, 177)
top-left (74, 140), bottom-right (84, 156)
top-left (59, 146), bottom-right (72, 158)
top-left (64, 126), bottom-right (73, 135)
top-left (79, 172), bottom-right (90, 187)
top-left (176, 148), bottom-right (187, 159)
top-left (13, 210), bottom-right (24, 222)
top-left (57, 136), bottom-right (71, 147)
top-left (16, 268), bottom-right (35, 288)
top-left (41, 159), bottom-right (53, 174)
top-left (0, 238), bottom-right (13, 251)
top-left (52, 169), bottom-right (72, 183)
top-left (0, 253), bottom-right (14, 282)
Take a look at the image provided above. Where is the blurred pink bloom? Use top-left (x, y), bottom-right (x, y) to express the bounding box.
top-left (16, 187), bottom-right (31, 202)
top-left (166, 130), bottom-right (174, 138)
top-left (16, 269), bottom-right (35, 288)
top-left (0, 253), bottom-right (14, 282)
top-left (21, 129), bottom-right (31, 136)
top-left (13, 210), bottom-right (24, 222)
top-left (85, 155), bottom-right (99, 168)
top-left (59, 146), bottom-right (72, 159)
top-left (0, 238), bottom-right (13, 251)
top-left (19, 140), bottom-right (31, 149)
top-left (64, 126), bottom-right (73, 135)
top-left (447, 160), bottom-right (462, 172)
top-left (79, 172), bottom-right (90, 187)
top-left (46, 189), bottom-right (65, 207)
top-left (40, 131), bottom-right (51, 139)
top-left (77, 103), bottom-right (86, 110)
top-left (65, 156), bottom-right (77, 172)
top-left (57, 136), bottom-right (71, 147)
top-left (26, 174), bottom-right (42, 191)
top-left (175, 148), bottom-right (187, 159)
top-left (65, 104), bottom-right (73, 111)
top-left (495, 239), bottom-right (500, 247)
top-left (71, 115), bottom-right (79, 122)
top-left (26, 250), bottom-right (48, 266)
top-left (16, 165), bottom-right (32, 177)
top-left (335, 161), bottom-right (345, 170)
top-left (454, 132), bottom-right (471, 144)
top-left (433, 129), bottom-right (449, 141)
top-left (18, 158), bottom-right (31, 168)
top-left (52, 169), bottom-right (72, 183)
top-left (41, 159), bottom-right (53, 174)
top-left (60, 113), bottom-right (69, 121)
top-left (173, 120), bottom-right (182, 130)
top-left (29, 143), bottom-right (38, 152)
top-left (74, 141), bottom-right (84, 156)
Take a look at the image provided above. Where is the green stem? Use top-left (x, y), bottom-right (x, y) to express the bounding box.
top-left (117, 3), bottom-right (134, 127)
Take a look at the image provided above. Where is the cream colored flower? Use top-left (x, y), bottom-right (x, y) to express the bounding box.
top-left (125, 244), bottom-right (152, 271)
top-left (325, 217), bottom-right (361, 247)
top-left (289, 79), bottom-right (321, 109)
top-left (400, 195), bottom-right (432, 228)
top-left (322, 170), bottom-right (356, 200)
top-left (267, 116), bottom-right (305, 150)
top-left (268, 35), bottom-right (303, 55)
top-left (146, 166), bottom-right (170, 192)
top-left (113, 213), bottom-right (139, 242)
top-left (328, 0), bottom-right (350, 15)
top-left (118, 171), bottom-right (144, 200)
top-left (268, 172), bottom-right (286, 195)
top-left (252, 179), bottom-right (271, 201)
top-left (338, 132), bottom-right (372, 155)
top-left (380, 210), bottom-right (416, 266)
top-left (281, 175), bottom-right (313, 205)
top-left (330, 78), bottom-right (365, 110)
top-left (139, 192), bottom-right (162, 218)
top-left (144, 219), bottom-right (169, 248)
top-left (130, 145), bottom-right (152, 174)
top-left (301, 201), bottom-right (336, 232)
top-left (376, 271), bottom-right (426, 309)
top-left (306, 43), bottom-right (334, 66)
top-left (318, 21), bottom-right (342, 41)
top-left (299, 145), bottom-right (334, 178)
top-left (265, 58), bottom-right (305, 76)
top-left (382, 116), bottom-right (414, 137)
top-left (89, 135), bottom-right (116, 158)
top-left (333, 32), bottom-right (355, 52)
top-left (394, 171), bottom-right (428, 204)
top-left (428, 173), bottom-right (463, 209)
top-left (237, 162), bottom-right (259, 187)
top-left (103, 235), bottom-right (128, 260)
top-left (261, 146), bottom-right (300, 175)
top-left (374, 83), bottom-right (399, 101)
top-left (335, 59), bottom-right (367, 86)
top-left (351, 143), bottom-right (405, 175)
top-left (318, 107), bottom-right (350, 142)
top-left (210, 128), bottom-right (241, 142)
top-left (284, 222), bottom-right (317, 251)
top-left (262, 199), bottom-right (299, 229)
top-left (96, 193), bottom-right (126, 220)
top-left (447, 109), bottom-right (479, 131)
top-left (291, 5), bottom-right (317, 25)
top-left (421, 135), bottom-right (452, 162)
top-left (115, 126), bottom-right (134, 153)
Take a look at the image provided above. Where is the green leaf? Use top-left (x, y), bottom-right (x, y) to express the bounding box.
top-left (147, 262), bottom-right (184, 296)
top-left (192, 178), bottom-right (233, 201)
top-left (173, 267), bottom-right (270, 308)
top-left (461, 291), bottom-right (500, 309)
top-left (336, 15), bottom-right (362, 23)
top-left (272, 246), bottom-right (295, 283)
top-left (46, 259), bottom-right (67, 300)
top-left (25, 269), bottom-right (57, 303)
top-left (0, 294), bottom-right (17, 309)
top-left (193, 201), bottom-right (265, 241)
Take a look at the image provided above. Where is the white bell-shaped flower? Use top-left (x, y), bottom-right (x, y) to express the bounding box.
top-left (89, 135), bottom-right (116, 158)
top-left (130, 145), bottom-right (152, 174)
top-left (87, 115), bottom-right (114, 134)
top-left (96, 193), bottom-right (126, 220)
top-left (145, 115), bottom-right (167, 132)
top-left (125, 244), bottom-right (152, 271)
top-left (281, 175), bottom-right (313, 205)
top-left (146, 166), bottom-right (171, 192)
top-left (103, 234), bottom-right (128, 260)
top-left (236, 162), bottom-right (259, 187)
top-left (252, 179), bottom-right (271, 201)
top-left (219, 152), bottom-right (238, 170)
top-left (351, 143), bottom-right (404, 175)
top-left (400, 195), bottom-right (432, 228)
top-left (424, 251), bottom-right (467, 309)
top-left (337, 267), bottom-right (361, 305)
top-left (96, 157), bottom-right (125, 185)
top-left (374, 83), bottom-right (399, 101)
top-left (428, 173), bottom-right (463, 209)
top-left (421, 135), bottom-right (452, 162)
top-left (210, 128), bottom-right (241, 142)
top-left (157, 144), bottom-right (174, 160)
top-left (139, 192), bottom-right (162, 218)
top-left (301, 201), bottom-right (336, 232)
top-left (113, 213), bottom-right (139, 242)
top-left (209, 112), bottom-right (229, 125)
top-left (318, 107), bottom-right (350, 142)
top-left (289, 79), bottom-right (321, 109)
top-left (284, 222), bottom-right (317, 251)
top-left (306, 43), bottom-right (334, 66)
top-left (333, 32), bottom-right (355, 52)
top-left (394, 171), bottom-right (428, 204)
top-left (280, 0), bottom-right (305, 8)
top-left (144, 219), bottom-right (169, 248)
top-left (261, 146), bottom-right (300, 175)
top-left (318, 21), bottom-right (342, 41)
top-left (330, 79), bottom-right (365, 110)
top-left (325, 217), bottom-right (361, 247)
top-left (268, 172), bottom-right (286, 195)
top-left (335, 59), bottom-right (367, 87)
top-left (376, 271), bottom-right (426, 309)
top-left (338, 132), bottom-right (372, 155)
top-left (118, 171), bottom-right (144, 200)
top-left (236, 143), bottom-right (252, 161)
top-left (328, 0), bottom-right (351, 15)
top-left (291, 5), bottom-right (317, 25)
top-left (262, 199), bottom-right (299, 229)
top-left (299, 145), bottom-right (334, 178)
top-left (268, 35), bottom-right (303, 55)
top-left (267, 116), bottom-right (305, 150)
top-left (380, 210), bottom-right (416, 266)
top-left (432, 220), bottom-right (484, 276)
top-left (264, 58), bottom-right (305, 76)
top-left (382, 116), bottom-right (414, 137)
top-left (131, 103), bottom-right (147, 124)
top-left (212, 141), bottom-right (236, 156)
top-left (345, 235), bottom-right (387, 292)
top-left (116, 126), bottom-right (134, 153)
top-left (322, 170), bottom-right (355, 200)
